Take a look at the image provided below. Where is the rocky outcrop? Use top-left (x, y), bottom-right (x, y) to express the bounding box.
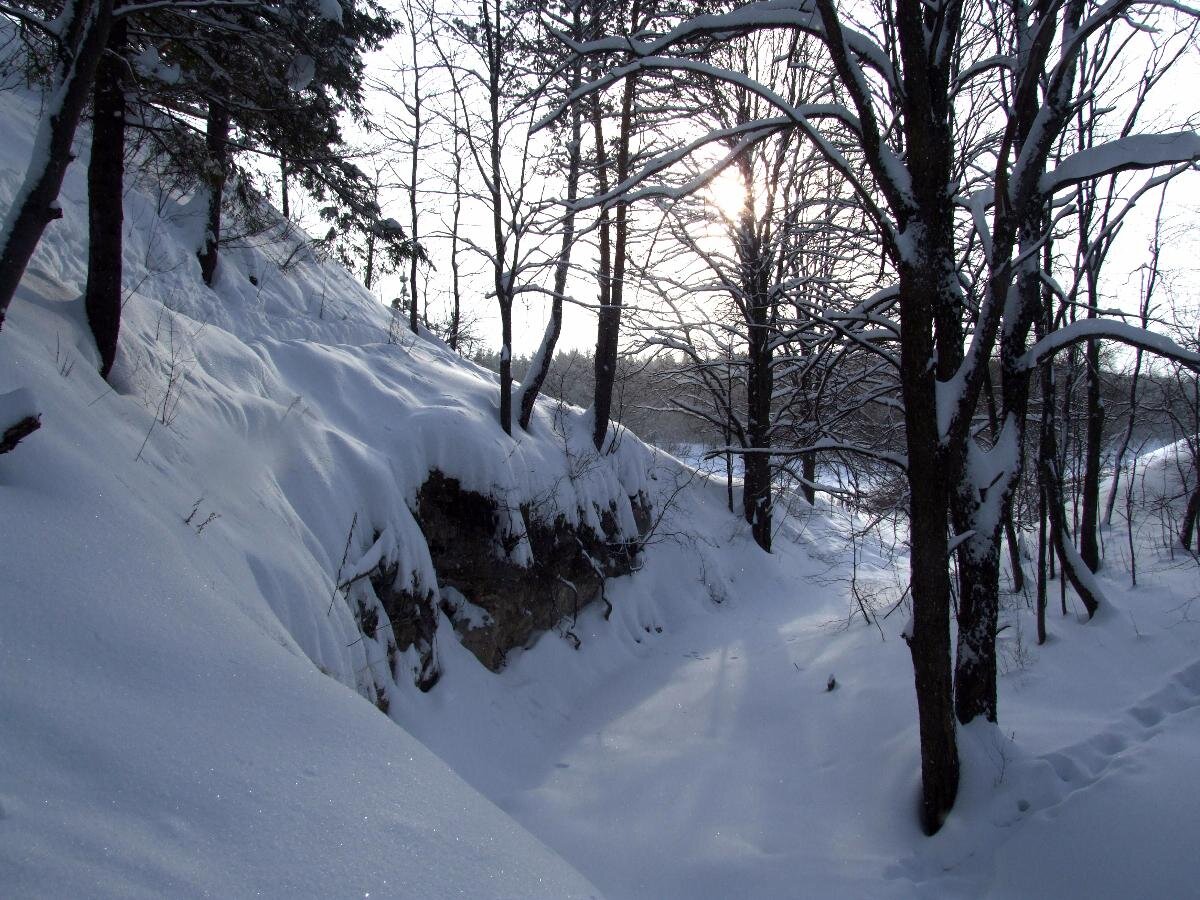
top-left (396, 472), bottom-right (652, 676)
top-left (417, 471), bottom-right (646, 671)
top-left (366, 563), bottom-right (440, 693)
top-left (346, 471), bottom-right (650, 692)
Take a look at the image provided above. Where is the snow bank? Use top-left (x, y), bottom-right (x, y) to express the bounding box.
top-left (0, 83), bottom-right (620, 896)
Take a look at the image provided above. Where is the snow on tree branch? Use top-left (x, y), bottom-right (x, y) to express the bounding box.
top-left (1018, 319), bottom-right (1200, 372)
top-left (1040, 132), bottom-right (1200, 194)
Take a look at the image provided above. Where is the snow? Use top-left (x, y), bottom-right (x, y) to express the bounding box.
top-left (0, 85), bottom-right (602, 898)
top-left (131, 45), bottom-right (181, 86)
top-left (317, 0), bottom-right (344, 24)
top-left (2, 66), bottom-right (1200, 900)
top-left (287, 54), bottom-right (317, 92)
top-left (1040, 131), bottom-right (1200, 194)
top-left (1018, 317), bottom-right (1200, 372)
top-left (0, 385), bottom-right (37, 423)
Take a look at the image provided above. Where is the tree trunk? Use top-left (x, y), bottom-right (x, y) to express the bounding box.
top-left (449, 179), bottom-right (461, 351)
top-left (743, 264), bottom-right (773, 552)
top-left (1004, 515), bottom-right (1025, 593)
top-left (519, 21), bottom-right (582, 431)
top-left (0, 0), bottom-right (115, 329)
top-left (499, 298), bottom-right (512, 435)
top-left (198, 99), bottom-right (231, 287)
top-left (1181, 483), bottom-right (1200, 551)
top-left (85, 18), bottom-right (126, 380)
top-left (279, 154), bottom-right (290, 220)
top-left (1043, 424), bottom-right (1101, 618)
top-left (953, 210), bottom-right (1043, 725)
top-left (801, 452), bottom-right (816, 505)
top-left (1182, 443), bottom-right (1200, 551)
top-left (592, 70), bottom-right (635, 452)
top-left (408, 20), bottom-right (422, 334)
top-left (364, 231), bottom-right (376, 291)
top-left (1037, 479), bottom-right (1048, 645)
top-left (899, 256), bottom-right (959, 835)
top-left (1079, 334), bottom-right (1103, 571)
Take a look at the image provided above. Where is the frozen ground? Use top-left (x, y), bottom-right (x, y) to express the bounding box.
top-left (1, 82), bottom-right (1199, 898)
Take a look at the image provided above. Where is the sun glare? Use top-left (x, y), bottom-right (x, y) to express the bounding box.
top-left (706, 169), bottom-right (748, 220)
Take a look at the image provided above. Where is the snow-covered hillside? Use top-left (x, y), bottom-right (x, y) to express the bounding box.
top-left (2, 79), bottom-right (1200, 900)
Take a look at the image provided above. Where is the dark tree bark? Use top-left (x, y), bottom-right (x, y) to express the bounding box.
top-left (1079, 330), bottom-right (1103, 571)
top-left (198, 98), bottom-right (231, 287)
top-left (742, 240), bottom-right (773, 552)
top-left (899, 264), bottom-right (959, 833)
top-left (279, 155), bottom-right (290, 220)
top-left (448, 128), bottom-right (463, 351)
top-left (592, 73), bottom-right (635, 451)
top-left (1037, 482), bottom-right (1049, 644)
top-left (407, 18), bottom-right (423, 334)
top-left (896, 216), bottom-right (959, 833)
top-left (952, 215), bottom-right (1043, 724)
top-left (85, 18), bottom-right (127, 380)
top-left (0, 0), bottom-right (115, 330)
top-left (1181, 482), bottom-right (1200, 550)
top-left (801, 452), bottom-right (816, 505)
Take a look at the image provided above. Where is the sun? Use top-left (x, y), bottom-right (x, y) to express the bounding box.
top-left (706, 168), bottom-right (748, 220)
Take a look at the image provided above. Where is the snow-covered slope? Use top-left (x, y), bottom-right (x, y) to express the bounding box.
top-left (0, 84), bottom-right (623, 896)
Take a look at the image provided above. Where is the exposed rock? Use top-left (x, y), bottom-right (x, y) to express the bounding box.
top-left (416, 470), bottom-right (646, 671)
top-left (366, 560), bottom-right (440, 692)
top-left (340, 471), bottom-right (651, 693)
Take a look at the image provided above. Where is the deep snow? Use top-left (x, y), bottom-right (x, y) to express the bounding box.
top-left (1, 78), bottom-right (1199, 899)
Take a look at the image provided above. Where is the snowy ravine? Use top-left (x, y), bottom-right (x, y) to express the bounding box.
top-left (2, 83), bottom-right (1200, 899)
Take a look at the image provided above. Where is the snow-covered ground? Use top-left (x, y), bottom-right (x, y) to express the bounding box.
top-left (2, 81), bottom-right (1199, 898)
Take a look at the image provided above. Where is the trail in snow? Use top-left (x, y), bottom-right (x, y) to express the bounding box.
top-left (502, 583), bottom-right (920, 900)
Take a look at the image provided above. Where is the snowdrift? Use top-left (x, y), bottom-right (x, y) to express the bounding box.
top-left (0, 81), bottom-right (655, 896)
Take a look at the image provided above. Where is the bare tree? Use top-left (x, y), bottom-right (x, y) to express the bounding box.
top-left (517, 0), bottom-right (587, 431)
top-left (548, 0), bottom-right (1200, 832)
top-left (433, 0), bottom-right (557, 434)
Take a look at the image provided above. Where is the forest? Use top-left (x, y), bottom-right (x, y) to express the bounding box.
top-left (1, 0), bottom-right (1199, 895)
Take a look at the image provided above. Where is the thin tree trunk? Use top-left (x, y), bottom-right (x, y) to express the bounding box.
top-left (592, 48), bottom-right (637, 451)
top-left (743, 255), bottom-right (773, 552)
top-left (801, 452), bottom-right (816, 505)
top-left (588, 87), bottom-right (613, 449)
top-left (449, 141), bottom-right (462, 351)
top-left (363, 180), bottom-right (378, 291)
top-left (1079, 329), bottom-right (1103, 571)
top-left (85, 17), bottom-right (126, 380)
top-left (518, 12), bottom-right (582, 431)
top-left (408, 19), bottom-right (422, 334)
top-left (198, 98), bottom-right (231, 287)
top-left (482, 0), bottom-right (510, 434)
top-left (279, 154), bottom-right (290, 220)
top-left (499, 299), bottom-right (512, 434)
top-left (0, 0), bottom-right (115, 329)
top-left (1180, 483), bottom-right (1200, 551)
top-left (1037, 475), bottom-right (1048, 644)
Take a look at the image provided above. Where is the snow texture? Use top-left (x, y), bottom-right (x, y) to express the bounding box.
top-left (1040, 131), bottom-right (1200, 194)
